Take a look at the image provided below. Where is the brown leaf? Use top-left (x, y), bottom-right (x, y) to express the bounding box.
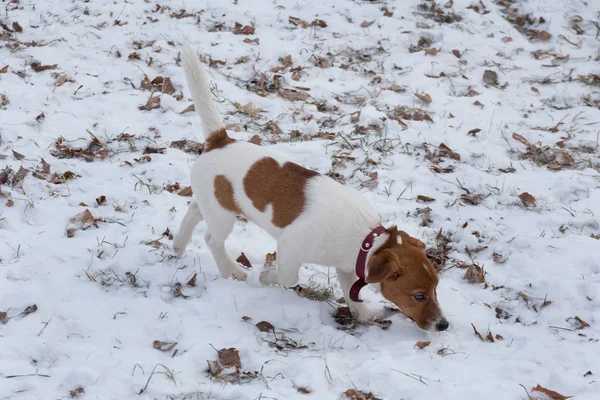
top-left (461, 194), bottom-right (484, 205)
top-left (243, 37), bottom-right (260, 45)
top-left (425, 48), bottom-right (438, 56)
top-left (518, 192), bottom-right (536, 208)
top-left (485, 331), bottom-right (495, 342)
top-left (483, 70), bottom-right (498, 86)
top-left (248, 135), bottom-right (262, 145)
top-left (311, 19), bottom-right (327, 28)
top-left (177, 186), bottom-right (193, 196)
top-left (12, 166), bottom-right (28, 187)
top-left (512, 133), bottom-right (530, 146)
top-left (471, 323), bottom-right (484, 341)
top-left (178, 104), bottom-right (195, 115)
top-left (12, 150), bottom-right (25, 160)
top-left (218, 348), bottom-right (241, 368)
top-left (417, 195), bottom-right (435, 203)
top-left (96, 195), bottom-right (106, 205)
top-left (566, 316), bottom-right (590, 330)
top-left (291, 69), bottom-right (302, 81)
top-left (235, 102), bottom-right (263, 118)
top-left (464, 89), bottom-right (480, 97)
top-left (153, 340), bottom-right (178, 351)
top-left (31, 62), bottom-right (58, 72)
top-left (264, 252), bottom-right (277, 268)
top-left (54, 74), bottom-right (68, 87)
top-left (492, 252), bottom-right (508, 264)
top-left (414, 91), bottom-right (432, 104)
top-left (385, 84), bottom-right (405, 92)
top-left (12, 22), bottom-right (23, 33)
top-left (280, 89), bottom-right (309, 101)
top-left (415, 340), bottom-right (431, 349)
top-left (0, 65), bottom-right (8, 73)
top-left (233, 22), bottom-right (255, 35)
top-left (266, 121), bottom-right (282, 135)
top-left (343, 388), bottom-right (382, 400)
top-left (36, 112), bottom-right (45, 122)
top-left (361, 20), bottom-right (375, 28)
top-left (22, 304), bottom-right (38, 316)
top-left (452, 49), bottom-right (461, 58)
top-left (256, 320), bottom-right (275, 332)
top-left (531, 384), bottom-right (572, 400)
top-left (499, 167), bottom-right (516, 173)
top-left (295, 386), bottom-right (312, 394)
top-left (289, 16), bottom-right (309, 29)
top-left (236, 252), bottom-right (253, 269)
top-left (0, 311), bottom-right (8, 324)
top-left (465, 265), bottom-right (485, 283)
top-left (69, 387), bottom-right (84, 398)
top-left (187, 273), bottom-right (197, 287)
top-left (467, 128), bottom-right (481, 136)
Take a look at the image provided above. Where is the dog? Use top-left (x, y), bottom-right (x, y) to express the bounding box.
top-left (173, 45), bottom-right (448, 331)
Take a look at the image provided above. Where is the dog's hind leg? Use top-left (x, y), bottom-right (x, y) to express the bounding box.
top-left (173, 200), bottom-right (204, 255)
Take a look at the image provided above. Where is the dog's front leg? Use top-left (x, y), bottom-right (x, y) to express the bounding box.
top-left (259, 248), bottom-right (300, 287)
top-left (336, 268), bottom-right (380, 322)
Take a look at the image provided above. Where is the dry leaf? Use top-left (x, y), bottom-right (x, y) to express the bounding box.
top-left (280, 89), bottom-right (309, 101)
top-left (425, 48), bottom-right (439, 56)
top-left (187, 273), bottom-right (197, 287)
top-left (243, 37), bottom-right (260, 45)
top-left (0, 65), bottom-right (9, 73)
top-left (531, 384), bottom-right (572, 400)
top-left (415, 341), bottom-right (431, 349)
top-left (236, 252), bottom-right (253, 269)
top-left (566, 316), bottom-right (590, 330)
top-left (361, 20), bottom-right (375, 28)
top-left (235, 102), bottom-right (263, 118)
top-left (69, 387), bottom-right (84, 398)
top-left (467, 128), bottom-right (481, 136)
top-left (289, 16), bottom-right (309, 28)
top-left (153, 340), bottom-right (177, 351)
top-left (452, 49), bottom-right (461, 58)
top-left (177, 186), bottom-right (193, 196)
top-left (179, 104), bottom-right (195, 114)
top-left (54, 74), bottom-right (68, 87)
top-left (465, 265), bottom-right (485, 283)
top-left (461, 194), bottom-right (483, 205)
top-left (518, 192), bottom-right (537, 208)
top-left (248, 135), bottom-right (262, 145)
top-left (264, 252), bottom-right (277, 268)
top-left (414, 91), bottom-right (432, 104)
top-left (295, 385), bottom-right (312, 394)
top-left (311, 19), bottom-right (327, 28)
top-left (256, 321), bottom-right (275, 332)
top-left (385, 84), bottom-right (405, 92)
top-left (12, 22), bottom-right (23, 33)
top-left (233, 22), bottom-right (255, 35)
top-left (417, 195), bottom-right (435, 203)
top-left (12, 150), bottom-right (25, 160)
top-left (218, 348), bottom-right (241, 368)
top-left (343, 388), bottom-right (381, 400)
top-left (31, 62), bottom-right (58, 72)
top-left (471, 323), bottom-right (484, 341)
top-left (0, 311), bottom-right (7, 324)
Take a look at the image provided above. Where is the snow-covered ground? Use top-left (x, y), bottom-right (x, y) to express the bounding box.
top-left (1, 0), bottom-right (600, 399)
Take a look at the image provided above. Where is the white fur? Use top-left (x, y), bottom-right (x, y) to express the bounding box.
top-left (174, 46), bottom-right (390, 321)
top-left (181, 45), bottom-right (224, 137)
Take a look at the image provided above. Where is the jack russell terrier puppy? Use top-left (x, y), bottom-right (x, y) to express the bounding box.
top-left (173, 45), bottom-right (448, 331)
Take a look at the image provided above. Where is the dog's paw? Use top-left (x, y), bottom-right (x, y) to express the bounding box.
top-left (352, 305), bottom-right (382, 323)
top-left (172, 236), bottom-right (188, 256)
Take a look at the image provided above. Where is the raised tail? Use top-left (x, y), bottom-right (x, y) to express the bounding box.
top-left (181, 45), bottom-right (225, 139)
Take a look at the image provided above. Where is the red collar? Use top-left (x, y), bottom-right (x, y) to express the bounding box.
top-left (350, 226), bottom-right (388, 302)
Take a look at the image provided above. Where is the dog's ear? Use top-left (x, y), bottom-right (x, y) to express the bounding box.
top-left (398, 230), bottom-right (426, 249)
top-left (366, 249), bottom-right (402, 283)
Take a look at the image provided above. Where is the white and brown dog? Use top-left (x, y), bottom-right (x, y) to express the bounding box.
top-left (174, 45), bottom-right (448, 331)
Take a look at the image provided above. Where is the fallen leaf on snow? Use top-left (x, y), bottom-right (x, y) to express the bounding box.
top-left (360, 20), bottom-right (375, 28)
top-left (566, 316), bottom-right (590, 330)
top-left (518, 192), bottom-right (537, 208)
top-left (465, 265), bottom-right (485, 283)
top-left (236, 252), bottom-right (253, 269)
top-left (414, 91), bottom-right (432, 104)
top-left (415, 341), bottom-right (431, 349)
top-left (218, 348), bottom-right (241, 368)
top-left (531, 384), bottom-right (572, 400)
top-left (153, 340), bottom-right (177, 351)
top-left (233, 22), bottom-right (255, 35)
top-left (31, 62), bottom-right (58, 72)
top-left (256, 321), bottom-right (275, 332)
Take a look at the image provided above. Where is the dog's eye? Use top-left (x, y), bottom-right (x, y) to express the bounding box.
top-left (413, 294), bottom-right (426, 302)
top-left (392, 272), bottom-right (401, 279)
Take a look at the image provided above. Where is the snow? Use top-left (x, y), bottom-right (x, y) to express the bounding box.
top-left (1, 0), bottom-right (599, 399)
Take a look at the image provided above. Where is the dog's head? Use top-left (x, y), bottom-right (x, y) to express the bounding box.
top-left (366, 227), bottom-right (448, 331)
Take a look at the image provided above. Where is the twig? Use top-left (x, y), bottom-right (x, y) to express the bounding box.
top-left (392, 369), bottom-right (428, 385)
top-left (37, 319), bottom-right (51, 337)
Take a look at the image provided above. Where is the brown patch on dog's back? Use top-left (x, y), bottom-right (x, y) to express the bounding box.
top-left (205, 128), bottom-right (236, 152)
top-left (243, 157), bottom-right (319, 228)
top-left (214, 175), bottom-right (241, 213)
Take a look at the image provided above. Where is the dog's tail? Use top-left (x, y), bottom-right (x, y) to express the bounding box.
top-left (181, 45), bottom-right (225, 139)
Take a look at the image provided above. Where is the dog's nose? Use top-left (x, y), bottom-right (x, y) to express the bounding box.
top-left (435, 318), bottom-right (449, 331)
